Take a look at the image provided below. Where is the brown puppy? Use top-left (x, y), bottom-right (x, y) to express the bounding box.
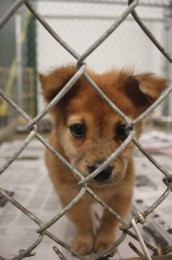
top-left (40, 66), bottom-right (167, 256)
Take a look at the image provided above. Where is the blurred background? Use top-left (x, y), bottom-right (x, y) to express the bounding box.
top-left (0, 0), bottom-right (172, 141)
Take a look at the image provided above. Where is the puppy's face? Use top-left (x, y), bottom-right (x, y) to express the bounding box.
top-left (40, 66), bottom-right (167, 185)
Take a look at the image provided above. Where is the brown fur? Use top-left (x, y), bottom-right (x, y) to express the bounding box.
top-left (40, 65), bottom-right (167, 256)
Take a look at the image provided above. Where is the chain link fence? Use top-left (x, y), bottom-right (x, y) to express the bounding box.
top-left (0, 0), bottom-right (172, 259)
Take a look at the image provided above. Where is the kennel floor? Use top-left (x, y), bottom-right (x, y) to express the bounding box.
top-left (0, 131), bottom-right (172, 260)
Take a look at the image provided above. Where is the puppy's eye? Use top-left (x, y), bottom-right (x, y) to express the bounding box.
top-left (70, 124), bottom-right (86, 138)
top-left (116, 124), bottom-right (128, 141)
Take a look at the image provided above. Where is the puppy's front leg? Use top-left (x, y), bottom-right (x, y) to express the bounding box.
top-left (61, 196), bottom-right (94, 255)
top-left (95, 191), bottom-right (132, 256)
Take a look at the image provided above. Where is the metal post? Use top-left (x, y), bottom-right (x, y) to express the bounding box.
top-left (15, 11), bottom-right (23, 110)
top-left (154, 1), bottom-right (172, 127)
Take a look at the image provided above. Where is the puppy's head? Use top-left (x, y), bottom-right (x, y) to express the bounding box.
top-left (40, 65), bottom-right (167, 185)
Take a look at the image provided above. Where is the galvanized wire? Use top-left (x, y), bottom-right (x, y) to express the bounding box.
top-left (131, 217), bottom-right (152, 260)
top-left (0, 0), bottom-right (172, 259)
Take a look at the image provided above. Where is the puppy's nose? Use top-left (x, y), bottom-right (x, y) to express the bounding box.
top-left (88, 162), bottom-right (113, 182)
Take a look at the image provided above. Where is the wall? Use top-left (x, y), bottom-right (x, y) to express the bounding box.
top-left (36, 1), bottom-right (170, 113)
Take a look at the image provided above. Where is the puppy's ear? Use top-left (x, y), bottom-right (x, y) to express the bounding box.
top-left (39, 66), bottom-right (77, 103)
top-left (124, 73), bottom-right (167, 109)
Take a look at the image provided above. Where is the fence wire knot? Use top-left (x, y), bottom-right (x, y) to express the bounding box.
top-left (163, 175), bottom-right (172, 190)
top-left (137, 211), bottom-right (146, 225)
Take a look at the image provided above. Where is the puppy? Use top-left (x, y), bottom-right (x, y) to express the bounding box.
top-left (40, 65), bottom-right (167, 256)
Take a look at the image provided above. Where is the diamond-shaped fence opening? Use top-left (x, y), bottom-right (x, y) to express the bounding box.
top-left (0, 0), bottom-right (172, 259)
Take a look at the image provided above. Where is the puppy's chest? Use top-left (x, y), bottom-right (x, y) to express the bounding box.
top-left (89, 184), bottom-right (119, 201)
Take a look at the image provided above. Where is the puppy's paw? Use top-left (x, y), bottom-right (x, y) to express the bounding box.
top-left (71, 233), bottom-right (94, 255)
top-left (95, 235), bottom-right (116, 257)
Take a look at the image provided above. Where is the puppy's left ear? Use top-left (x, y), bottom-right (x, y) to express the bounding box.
top-left (39, 66), bottom-right (78, 103)
top-left (124, 73), bottom-right (168, 109)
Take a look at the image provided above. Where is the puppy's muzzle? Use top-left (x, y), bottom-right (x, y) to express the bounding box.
top-left (88, 162), bottom-right (113, 182)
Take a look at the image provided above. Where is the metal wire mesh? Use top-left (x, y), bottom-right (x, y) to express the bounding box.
top-left (0, 0), bottom-right (172, 259)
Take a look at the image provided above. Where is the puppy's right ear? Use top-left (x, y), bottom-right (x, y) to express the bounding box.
top-left (39, 66), bottom-right (77, 103)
